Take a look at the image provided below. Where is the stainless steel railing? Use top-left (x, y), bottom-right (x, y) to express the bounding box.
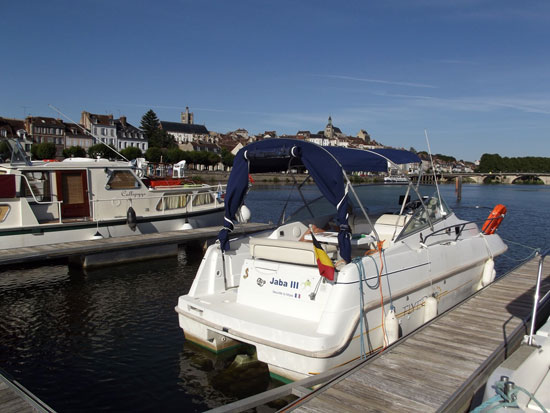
top-left (527, 247), bottom-right (550, 346)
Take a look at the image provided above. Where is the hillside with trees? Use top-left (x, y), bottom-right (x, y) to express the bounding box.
top-left (477, 154), bottom-right (550, 173)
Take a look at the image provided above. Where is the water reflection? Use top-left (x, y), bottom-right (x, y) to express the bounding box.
top-left (0, 184), bottom-right (549, 412)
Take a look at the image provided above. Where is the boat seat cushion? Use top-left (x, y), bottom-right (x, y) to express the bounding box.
top-left (373, 214), bottom-right (410, 244)
top-left (249, 237), bottom-right (338, 266)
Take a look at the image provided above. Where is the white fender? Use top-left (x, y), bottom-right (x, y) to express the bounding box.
top-left (423, 296), bottom-right (438, 323)
top-left (385, 309), bottom-right (399, 345)
top-left (481, 258), bottom-right (495, 287)
top-left (182, 219), bottom-right (194, 230)
top-left (237, 205), bottom-right (251, 224)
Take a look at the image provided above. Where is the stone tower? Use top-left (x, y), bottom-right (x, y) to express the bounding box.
top-left (181, 107), bottom-right (194, 124)
top-left (324, 116), bottom-right (334, 139)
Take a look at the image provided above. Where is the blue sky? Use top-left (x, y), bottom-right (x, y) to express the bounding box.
top-left (2, 0), bottom-right (549, 161)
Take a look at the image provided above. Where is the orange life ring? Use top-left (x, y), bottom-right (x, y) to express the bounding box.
top-left (482, 204), bottom-right (506, 235)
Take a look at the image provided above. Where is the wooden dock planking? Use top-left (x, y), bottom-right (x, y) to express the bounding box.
top-left (0, 371), bottom-right (54, 412)
top-left (0, 222), bottom-right (272, 267)
top-left (293, 255), bottom-right (550, 412)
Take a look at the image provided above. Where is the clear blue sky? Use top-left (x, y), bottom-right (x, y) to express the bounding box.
top-left (2, 0), bottom-right (549, 161)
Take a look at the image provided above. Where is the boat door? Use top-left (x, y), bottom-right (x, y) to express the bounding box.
top-left (56, 170), bottom-right (90, 219)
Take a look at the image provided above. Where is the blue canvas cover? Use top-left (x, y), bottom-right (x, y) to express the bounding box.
top-left (325, 147), bottom-right (421, 173)
top-left (218, 139), bottom-right (420, 264)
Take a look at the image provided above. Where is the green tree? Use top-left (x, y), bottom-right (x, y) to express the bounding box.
top-left (88, 144), bottom-right (118, 159)
top-left (63, 146), bottom-right (87, 158)
top-left (31, 143), bottom-right (57, 159)
top-left (140, 109), bottom-right (160, 141)
top-left (477, 153), bottom-right (503, 173)
top-left (165, 147), bottom-right (186, 163)
top-left (148, 128), bottom-right (177, 149)
top-left (207, 152), bottom-right (221, 167)
top-left (221, 148), bottom-right (235, 167)
top-left (120, 146), bottom-right (143, 160)
top-left (145, 147), bottom-right (163, 163)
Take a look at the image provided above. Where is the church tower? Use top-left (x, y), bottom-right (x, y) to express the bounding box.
top-left (324, 116), bottom-right (334, 139)
top-left (181, 106), bottom-right (194, 124)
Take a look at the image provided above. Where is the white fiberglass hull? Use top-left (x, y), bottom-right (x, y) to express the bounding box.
top-left (0, 208), bottom-right (224, 249)
top-left (176, 223), bottom-right (507, 381)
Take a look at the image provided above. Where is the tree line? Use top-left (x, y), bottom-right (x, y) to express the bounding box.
top-left (477, 153), bottom-right (550, 173)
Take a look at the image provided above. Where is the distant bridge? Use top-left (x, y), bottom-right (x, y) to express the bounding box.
top-left (410, 172), bottom-right (550, 185)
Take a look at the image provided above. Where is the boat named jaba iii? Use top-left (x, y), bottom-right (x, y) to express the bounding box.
top-left (175, 139), bottom-right (508, 381)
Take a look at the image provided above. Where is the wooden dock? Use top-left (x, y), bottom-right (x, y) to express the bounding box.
top-left (290, 255), bottom-right (550, 412)
top-left (0, 369), bottom-right (55, 412)
top-left (0, 222), bottom-right (272, 268)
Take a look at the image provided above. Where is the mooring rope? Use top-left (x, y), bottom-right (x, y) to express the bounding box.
top-left (499, 237), bottom-right (541, 262)
top-left (352, 257), bottom-right (368, 359)
top-left (470, 378), bottom-right (548, 412)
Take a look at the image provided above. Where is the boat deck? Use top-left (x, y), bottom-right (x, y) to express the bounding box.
top-left (291, 256), bottom-right (550, 412)
top-left (0, 222), bottom-right (273, 267)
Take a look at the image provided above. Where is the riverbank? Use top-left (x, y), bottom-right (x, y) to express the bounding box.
top-left (188, 171), bottom-right (380, 184)
top-left (185, 171), bottom-right (544, 185)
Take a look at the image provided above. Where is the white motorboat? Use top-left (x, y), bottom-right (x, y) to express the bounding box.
top-left (175, 139), bottom-right (507, 382)
top-left (384, 175), bottom-right (409, 183)
top-left (0, 140), bottom-right (225, 249)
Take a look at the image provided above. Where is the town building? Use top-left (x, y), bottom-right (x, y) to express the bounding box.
top-left (179, 141), bottom-right (221, 154)
top-left (321, 116), bottom-right (345, 140)
top-left (80, 111), bottom-right (117, 147)
top-left (159, 107), bottom-right (211, 146)
top-left (115, 116), bottom-right (148, 152)
top-left (64, 123), bottom-right (94, 151)
top-left (0, 117), bottom-right (33, 154)
top-left (24, 116), bottom-right (66, 157)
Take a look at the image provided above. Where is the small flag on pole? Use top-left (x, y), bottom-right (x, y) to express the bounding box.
top-left (310, 230), bottom-right (335, 281)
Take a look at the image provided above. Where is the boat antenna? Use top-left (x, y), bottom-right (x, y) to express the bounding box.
top-left (48, 104), bottom-right (129, 162)
top-left (424, 129), bottom-right (445, 215)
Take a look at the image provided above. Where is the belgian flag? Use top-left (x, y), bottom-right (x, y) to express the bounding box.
top-left (310, 231), bottom-right (335, 281)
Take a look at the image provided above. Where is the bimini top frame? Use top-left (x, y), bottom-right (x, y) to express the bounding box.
top-left (218, 139), bottom-right (421, 263)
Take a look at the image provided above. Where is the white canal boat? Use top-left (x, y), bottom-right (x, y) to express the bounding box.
top-left (0, 142), bottom-right (225, 249)
top-left (175, 139), bottom-right (507, 382)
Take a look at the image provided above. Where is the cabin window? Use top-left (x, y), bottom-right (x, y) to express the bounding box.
top-left (105, 170), bottom-right (140, 190)
top-left (156, 194), bottom-right (190, 211)
top-left (0, 205), bottom-right (9, 222)
top-left (192, 192), bottom-right (214, 207)
top-left (21, 172), bottom-right (52, 202)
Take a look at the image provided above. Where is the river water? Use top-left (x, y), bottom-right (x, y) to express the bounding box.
top-left (1, 184), bottom-right (549, 412)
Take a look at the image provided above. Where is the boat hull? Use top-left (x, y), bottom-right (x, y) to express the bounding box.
top-left (176, 231), bottom-right (507, 381)
top-left (0, 207), bottom-right (224, 249)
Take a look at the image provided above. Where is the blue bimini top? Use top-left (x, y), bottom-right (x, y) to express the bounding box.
top-left (218, 139), bottom-right (420, 263)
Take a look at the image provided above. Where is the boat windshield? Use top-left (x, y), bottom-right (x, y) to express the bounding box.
top-left (399, 192), bottom-right (451, 239)
top-left (286, 183), bottom-right (451, 235)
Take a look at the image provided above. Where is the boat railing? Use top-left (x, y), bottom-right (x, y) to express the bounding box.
top-left (527, 247), bottom-right (550, 346)
top-left (16, 173), bottom-right (63, 224)
top-left (420, 215), bottom-right (505, 245)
